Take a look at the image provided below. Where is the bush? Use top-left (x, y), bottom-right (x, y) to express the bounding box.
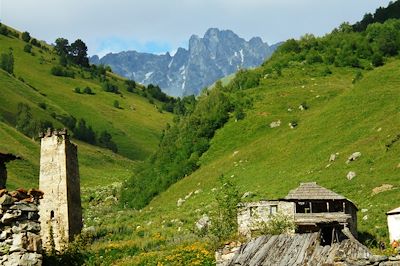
top-left (352, 70), bottom-right (364, 84)
top-left (21, 31), bottom-right (31, 42)
top-left (113, 100), bottom-right (120, 109)
top-left (98, 130), bottom-right (118, 152)
top-left (83, 87), bottom-right (93, 94)
top-left (371, 52), bottom-right (384, 67)
top-left (209, 175), bottom-right (240, 242)
top-left (0, 52), bottom-right (14, 74)
top-left (102, 82), bottom-right (119, 94)
top-left (15, 103), bottom-right (53, 138)
top-left (23, 44), bottom-right (32, 53)
top-left (30, 38), bottom-right (41, 48)
top-left (0, 24), bottom-right (9, 36)
top-left (252, 212), bottom-right (297, 236)
top-left (50, 66), bottom-right (74, 78)
top-left (38, 102), bottom-right (47, 110)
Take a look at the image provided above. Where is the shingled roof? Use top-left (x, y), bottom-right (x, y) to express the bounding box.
top-left (284, 182), bottom-right (347, 201)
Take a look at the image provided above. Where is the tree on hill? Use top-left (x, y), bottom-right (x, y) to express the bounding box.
top-left (353, 0), bottom-right (400, 31)
top-left (70, 39), bottom-right (89, 67)
top-left (54, 38), bottom-right (70, 56)
top-left (21, 31), bottom-right (31, 42)
top-left (98, 130), bottom-right (118, 153)
top-left (74, 119), bottom-right (96, 144)
top-left (54, 38), bottom-right (90, 67)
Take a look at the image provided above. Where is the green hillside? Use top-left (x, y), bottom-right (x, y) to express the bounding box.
top-left (81, 12), bottom-right (400, 266)
top-left (91, 61), bottom-right (399, 265)
top-left (0, 25), bottom-right (171, 189)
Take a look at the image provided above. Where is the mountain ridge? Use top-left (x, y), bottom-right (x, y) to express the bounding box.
top-left (91, 28), bottom-right (280, 96)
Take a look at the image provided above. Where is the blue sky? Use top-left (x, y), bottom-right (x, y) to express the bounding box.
top-left (0, 0), bottom-right (393, 57)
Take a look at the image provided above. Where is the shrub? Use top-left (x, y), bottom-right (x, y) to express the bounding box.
top-left (83, 87), bottom-right (93, 94)
top-left (23, 44), bottom-right (32, 53)
top-left (30, 38), bottom-right (41, 48)
top-left (113, 100), bottom-right (120, 109)
top-left (371, 52), bottom-right (384, 67)
top-left (74, 87), bottom-right (81, 94)
top-left (252, 212), bottom-right (297, 236)
top-left (0, 24), bottom-right (9, 36)
top-left (98, 130), bottom-right (118, 152)
top-left (21, 31), bottom-right (31, 42)
top-left (209, 175), bottom-right (240, 242)
top-left (102, 82), bottom-right (119, 94)
top-left (50, 66), bottom-right (74, 78)
top-left (352, 70), bottom-right (363, 84)
top-left (0, 52), bottom-right (14, 74)
top-left (38, 102), bottom-right (47, 110)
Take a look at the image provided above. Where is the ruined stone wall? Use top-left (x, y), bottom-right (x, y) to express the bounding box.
top-left (0, 189), bottom-right (43, 266)
top-left (237, 201), bottom-right (295, 237)
top-left (39, 130), bottom-right (82, 252)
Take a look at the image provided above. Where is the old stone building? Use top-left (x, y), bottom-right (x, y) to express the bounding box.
top-left (0, 152), bottom-right (19, 189)
top-left (238, 182), bottom-right (358, 242)
top-left (38, 129), bottom-right (82, 251)
top-left (386, 207), bottom-right (400, 245)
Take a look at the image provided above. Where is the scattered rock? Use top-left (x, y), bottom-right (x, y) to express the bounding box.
top-left (372, 184), bottom-right (393, 195)
top-left (347, 171), bottom-right (356, 180)
top-left (232, 151), bottom-right (239, 157)
top-left (195, 214), bottom-right (211, 231)
top-left (325, 164), bottom-right (331, 168)
top-left (184, 192), bottom-right (193, 200)
top-left (289, 121), bottom-right (298, 129)
top-left (329, 154), bottom-right (337, 162)
top-left (346, 152), bottom-right (361, 164)
top-left (270, 120), bottom-right (281, 128)
top-left (177, 198), bottom-right (185, 207)
top-left (241, 192), bottom-right (254, 199)
top-left (361, 209), bottom-right (368, 213)
top-left (362, 215), bottom-right (368, 221)
top-left (194, 189), bottom-right (202, 195)
top-left (287, 108), bottom-right (293, 112)
top-left (377, 127), bottom-right (382, 132)
top-left (397, 163), bottom-right (400, 168)
top-left (298, 104), bottom-right (306, 111)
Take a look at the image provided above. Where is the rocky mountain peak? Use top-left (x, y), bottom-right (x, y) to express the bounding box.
top-left (90, 28), bottom-right (280, 96)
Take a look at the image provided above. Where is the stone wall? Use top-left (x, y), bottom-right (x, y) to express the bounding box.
top-left (237, 200), bottom-right (295, 238)
top-left (0, 189), bottom-right (43, 266)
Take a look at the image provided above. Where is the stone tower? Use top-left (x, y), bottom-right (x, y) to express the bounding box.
top-left (38, 129), bottom-right (82, 251)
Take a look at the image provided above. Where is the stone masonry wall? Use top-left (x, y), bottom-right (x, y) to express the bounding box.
top-left (0, 189), bottom-right (43, 266)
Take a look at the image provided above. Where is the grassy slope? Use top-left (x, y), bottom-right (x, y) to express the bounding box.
top-left (88, 60), bottom-right (400, 264)
top-left (0, 29), bottom-right (171, 189)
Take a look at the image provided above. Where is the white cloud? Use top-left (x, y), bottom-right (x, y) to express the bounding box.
top-left (1, 0), bottom-right (393, 55)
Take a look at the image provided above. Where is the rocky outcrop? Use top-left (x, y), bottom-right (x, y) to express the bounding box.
top-left (91, 28), bottom-right (280, 96)
top-left (0, 189), bottom-right (43, 266)
top-left (216, 232), bottom-right (400, 266)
